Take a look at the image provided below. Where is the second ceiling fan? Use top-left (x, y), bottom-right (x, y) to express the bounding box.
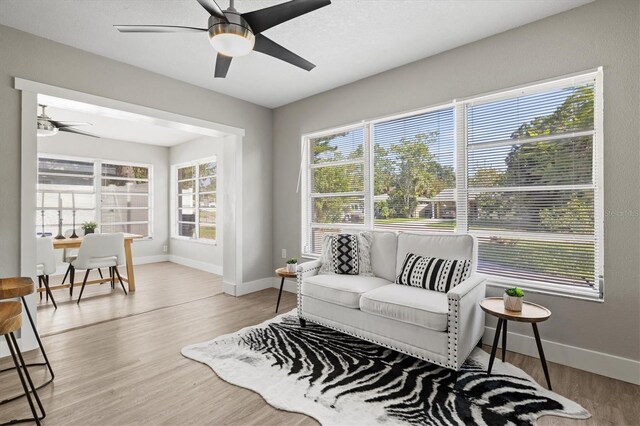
top-left (115, 0), bottom-right (331, 78)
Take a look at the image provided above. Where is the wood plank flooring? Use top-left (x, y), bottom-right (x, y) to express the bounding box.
top-left (36, 262), bottom-right (223, 336)
top-left (1, 263), bottom-right (637, 425)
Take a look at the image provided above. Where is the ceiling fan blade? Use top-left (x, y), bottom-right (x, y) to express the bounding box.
top-left (50, 121), bottom-right (92, 128)
top-left (253, 34), bottom-right (315, 71)
top-left (215, 54), bottom-right (233, 78)
top-left (242, 0), bottom-right (331, 34)
top-left (58, 127), bottom-right (101, 138)
top-left (196, 0), bottom-right (228, 21)
top-left (114, 25), bottom-right (207, 33)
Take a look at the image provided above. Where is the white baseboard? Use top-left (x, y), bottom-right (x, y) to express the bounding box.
top-left (224, 277), bottom-right (276, 296)
top-left (136, 255), bottom-right (169, 265)
top-left (483, 326), bottom-right (640, 385)
top-left (168, 255), bottom-right (223, 275)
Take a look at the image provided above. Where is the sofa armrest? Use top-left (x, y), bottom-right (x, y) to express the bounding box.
top-left (297, 259), bottom-right (322, 278)
top-left (446, 274), bottom-right (487, 369)
top-left (296, 260), bottom-right (322, 318)
top-left (447, 274), bottom-right (487, 301)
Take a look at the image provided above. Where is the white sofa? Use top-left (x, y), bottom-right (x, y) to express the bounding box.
top-left (297, 231), bottom-right (486, 370)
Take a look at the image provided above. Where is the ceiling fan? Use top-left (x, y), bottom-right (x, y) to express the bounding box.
top-left (37, 105), bottom-right (100, 138)
top-left (114, 0), bottom-right (331, 78)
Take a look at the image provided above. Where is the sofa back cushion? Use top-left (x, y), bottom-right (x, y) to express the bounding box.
top-left (370, 231), bottom-right (398, 282)
top-left (396, 233), bottom-right (476, 277)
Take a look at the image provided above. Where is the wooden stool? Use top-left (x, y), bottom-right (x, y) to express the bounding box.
top-left (0, 301), bottom-right (45, 425)
top-left (0, 278), bottom-right (54, 404)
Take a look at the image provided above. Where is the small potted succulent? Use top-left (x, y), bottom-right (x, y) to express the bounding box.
top-left (81, 221), bottom-right (98, 234)
top-left (503, 287), bottom-right (524, 311)
top-left (286, 258), bottom-right (298, 273)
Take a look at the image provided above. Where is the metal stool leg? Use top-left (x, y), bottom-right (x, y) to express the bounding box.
top-left (0, 297), bottom-right (55, 406)
top-left (2, 333), bottom-right (45, 426)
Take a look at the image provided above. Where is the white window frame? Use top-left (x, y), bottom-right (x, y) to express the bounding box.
top-left (301, 68), bottom-right (604, 301)
top-left (171, 156), bottom-right (217, 245)
top-left (37, 154), bottom-right (154, 238)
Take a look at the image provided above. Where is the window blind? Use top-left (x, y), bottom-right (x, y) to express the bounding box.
top-left (466, 79), bottom-right (600, 290)
top-left (307, 127), bottom-right (365, 253)
top-left (373, 108), bottom-right (456, 233)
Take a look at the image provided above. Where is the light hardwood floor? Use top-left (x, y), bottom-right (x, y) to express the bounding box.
top-left (1, 263), bottom-right (638, 425)
top-left (36, 262), bottom-right (224, 336)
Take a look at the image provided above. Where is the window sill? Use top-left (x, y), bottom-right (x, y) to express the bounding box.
top-left (484, 276), bottom-right (603, 303)
top-left (171, 236), bottom-right (217, 246)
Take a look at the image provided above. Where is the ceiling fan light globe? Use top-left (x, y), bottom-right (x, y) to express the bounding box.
top-left (209, 22), bottom-right (255, 57)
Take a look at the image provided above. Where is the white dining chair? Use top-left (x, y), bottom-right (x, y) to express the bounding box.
top-left (36, 237), bottom-right (57, 309)
top-left (72, 233), bottom-right (127, 304)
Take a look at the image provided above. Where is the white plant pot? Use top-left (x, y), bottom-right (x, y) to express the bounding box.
top-left (503, 293), bottom-right (523, 311)
top-left (286, 263), bottom-right (297, 273)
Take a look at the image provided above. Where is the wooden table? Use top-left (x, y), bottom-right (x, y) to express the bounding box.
top-left (480, 297), bottom-right (552, 389)
top-left (275, 267), bottom-right (297, 313)
top-left (50, 233), bottom-right (142, 292)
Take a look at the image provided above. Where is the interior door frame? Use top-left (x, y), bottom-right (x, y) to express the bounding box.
top-left (12, 77), bottom-right (244, 352)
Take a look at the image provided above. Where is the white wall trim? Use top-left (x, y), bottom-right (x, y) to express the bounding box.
top-left (14, 78), bottom-right (245, 137)
top-left (169, 255), bottom-right (222, 276)
top-left (483, 326), bottom-right (640, 385)
top-left (224, 277), bottom-right (276, 297)
top-left (136, 255), bottom-right (170, 265)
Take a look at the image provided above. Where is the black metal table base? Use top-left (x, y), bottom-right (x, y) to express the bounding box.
top-left (486, 318), bottom-right (552, 390)
top-left (0, 297), bottom-right (55, 407)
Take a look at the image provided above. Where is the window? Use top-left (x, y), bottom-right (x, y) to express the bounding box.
top-left (100, 162), bottom-right (152, 236)
top-left (174, 158), bottom-right (217, 241)
top-left (36, 156), bottom-right (152, 237)
top-left (302, 69), bottom-right (603, 299)
top-left (37, 156), bottom-right (96, 237)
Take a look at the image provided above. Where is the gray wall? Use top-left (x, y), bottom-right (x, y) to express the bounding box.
top-left (272, 0), bottom-right (640, 361)
top-left (169, 136), bottom-right (223, 271)
top-left (38, 133), bottom-right (170, 262)
top-left (0, 23), bottom-right (273, 284)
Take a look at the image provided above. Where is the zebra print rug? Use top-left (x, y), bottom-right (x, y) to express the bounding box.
top-left (182, 311), bottom-right (589, 425)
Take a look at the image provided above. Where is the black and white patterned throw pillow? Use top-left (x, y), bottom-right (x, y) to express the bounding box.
top-left (331, 234), bottom-right (360, 275)
top-left (396, 253), bottom-right (471, 293)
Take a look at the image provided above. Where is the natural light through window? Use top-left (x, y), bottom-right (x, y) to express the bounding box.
top-left (302, 70), bottom-right (603, 299)
top-left (174, 158), bottom-right (217, 242)
top-left (36, 156), bottom-right (152, 237)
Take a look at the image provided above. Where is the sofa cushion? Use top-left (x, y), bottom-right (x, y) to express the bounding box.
top-left (370, 231), bottom-right (398, 282)
top-left (302, 275), bottom-right (391, 308)
top-left (396, 253), bottom-right (471, 293)
top-left (359, 284), bottom-right (449, 331)
top-left (396, 233), bottom-right (476, 276)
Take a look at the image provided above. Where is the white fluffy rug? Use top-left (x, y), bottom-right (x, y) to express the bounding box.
top-left (182, 311), bottom-right (590, 425)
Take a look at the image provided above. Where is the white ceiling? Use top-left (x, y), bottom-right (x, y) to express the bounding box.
top-left (39, 95), bottom-right (202, 146)
top-left (2, 0), bottom-right (591, 108)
